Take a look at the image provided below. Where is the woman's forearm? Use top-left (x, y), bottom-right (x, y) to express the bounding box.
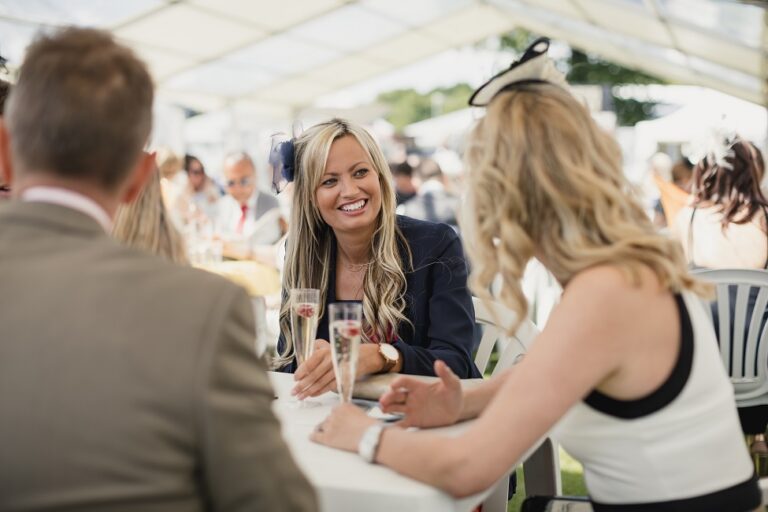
top-left (460, 367), bottom-right (513, 420)
top-left (375, 429), bottom-right (490, 497)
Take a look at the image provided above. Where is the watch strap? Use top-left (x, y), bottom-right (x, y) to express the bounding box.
top-left (358, 424), bottom-right (386, 463)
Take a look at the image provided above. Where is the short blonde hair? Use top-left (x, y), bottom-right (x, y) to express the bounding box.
top-left (463, 83), bottom-right (706, 328)
top-left (274, 118), bottom-right (410, 368)
top-left (112, 164), bottom-right (188, 264)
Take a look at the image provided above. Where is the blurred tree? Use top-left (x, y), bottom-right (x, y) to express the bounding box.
top-left (378, 29), bottom-right (664, 131)
top-left (567, 48), bottom-right (663, 126)
top-left (377, 83), bottom-right (474, 131)
top-left (499, 29), bottom-right (664, 126)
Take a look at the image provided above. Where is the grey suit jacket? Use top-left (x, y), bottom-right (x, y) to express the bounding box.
top-left (399, 190), bottom-right (460, 230)
top-left (0, 200), bottom-right (317, 512)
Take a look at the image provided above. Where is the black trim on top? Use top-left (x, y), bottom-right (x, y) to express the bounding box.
top-left (591, 473), bottom-right (760, 512)
top-left (584, 294), bottom-right (694, 419)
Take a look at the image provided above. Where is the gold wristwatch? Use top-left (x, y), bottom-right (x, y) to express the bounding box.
top-left (378, 343), bottom-right (399, 373)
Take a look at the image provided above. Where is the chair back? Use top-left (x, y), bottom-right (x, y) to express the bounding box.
top-left (691, 268), bottom-right (768, 407)
top-left (473, 296), bottom-right (540, 376)
top-left (472, 297), bottom-right (560, 511)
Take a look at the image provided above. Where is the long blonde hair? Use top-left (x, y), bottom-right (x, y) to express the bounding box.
top-left (273, 118), bottom-right (410, 368)
top-left (112, 165), bottom-right (188, 264)
top-left (463, 83), bottom-right (706, 330)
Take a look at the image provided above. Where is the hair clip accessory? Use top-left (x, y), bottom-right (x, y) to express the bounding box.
top-left (270, 138), bottom-right (295, 194)
top-left (270, 120), bottom-right (304, 194)
top-left (468, 37), bottom-right (567, 107)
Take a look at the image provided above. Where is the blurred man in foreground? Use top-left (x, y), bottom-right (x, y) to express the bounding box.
top-left (0, 27), bottom-right (316, 512)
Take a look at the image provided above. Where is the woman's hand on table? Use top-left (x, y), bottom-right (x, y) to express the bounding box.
top-left (379, 360), bottom-right (463, 428)
top-left (293, 339), bottom-right (335, 399)
top-left (310, 403), bottom-right (378, 452)
top-left (293, 340), bottom-right (389, 399)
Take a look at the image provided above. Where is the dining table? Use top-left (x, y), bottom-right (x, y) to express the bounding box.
top-left (268, 371), bottom-right (509, 512)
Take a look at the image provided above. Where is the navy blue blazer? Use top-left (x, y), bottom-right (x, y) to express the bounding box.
top-left (278, 215), bottom-right (482, 378)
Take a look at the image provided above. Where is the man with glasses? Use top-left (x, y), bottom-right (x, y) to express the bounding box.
top-left (216, 152), bottom-right (283, 259)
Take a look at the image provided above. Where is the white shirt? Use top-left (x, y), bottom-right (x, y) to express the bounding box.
top-left (21, 186), bottom-right (112, 232)
top-left (215, 192), bottom-right (281, 246)
top-left (673, 204), bottom-right (768, 269)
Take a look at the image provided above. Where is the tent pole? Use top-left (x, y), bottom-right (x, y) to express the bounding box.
top-left (763, 7), bottom-right (768, 156)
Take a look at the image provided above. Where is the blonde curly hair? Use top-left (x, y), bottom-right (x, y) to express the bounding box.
top-left (273, 118), bottom-right (411, 369)
top-left (463, 83), bottom-right (707, 331)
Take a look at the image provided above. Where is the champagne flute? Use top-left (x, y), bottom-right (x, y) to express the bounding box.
top-left (290, 288), bottom-right (320, 406)
top-left (328, 303), bottom-right (362, 403)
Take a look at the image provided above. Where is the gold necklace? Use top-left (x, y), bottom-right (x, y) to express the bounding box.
top-left (343, 261), bottom-right (372, 272)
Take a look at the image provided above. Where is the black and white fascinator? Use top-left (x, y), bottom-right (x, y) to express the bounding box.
top-left (468, 37), bottom-right (568, 107)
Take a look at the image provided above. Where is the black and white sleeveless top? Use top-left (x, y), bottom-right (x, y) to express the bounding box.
top-left (551, 292), bottom-right (760, 511)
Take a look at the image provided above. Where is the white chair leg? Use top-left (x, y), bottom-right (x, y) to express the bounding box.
top-left (481, 474), bottom-right (510, 512)
top-left (523, 438), bottom-right (562, 496)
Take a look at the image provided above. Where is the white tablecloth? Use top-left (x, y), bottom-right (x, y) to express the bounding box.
top-left (268, 372), bottom-right (495, 512)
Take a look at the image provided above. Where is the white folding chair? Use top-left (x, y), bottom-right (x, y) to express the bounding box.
top-left (690, 269), bottom-right (768, 408)
top-left (473, 296), bottom-right (538, 377)
top-left (472, 297), bottom-right (562, 511)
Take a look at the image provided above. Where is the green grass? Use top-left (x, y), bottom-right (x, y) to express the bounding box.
top-left (507, 447), bottom-right (588, 512)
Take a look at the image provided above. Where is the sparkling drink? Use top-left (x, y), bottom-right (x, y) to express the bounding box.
top-left (328, 303), bottom-right (363, 403)
top-left (290, 289), bottom-right (320, 366)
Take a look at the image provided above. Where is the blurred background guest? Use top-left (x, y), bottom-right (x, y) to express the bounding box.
top-left (672, 137), bottom-right (768, 270)
top-left (671, 157), bottom-right (694, 193)
top-left (181, 153), bottom-right (220, 223)
top-left (0, 78), bottom-right (10, 199)
top-left (651, 153), bottom-right (694, 230)
top-left (398, 157), bottom-right (460, 231)
top-left (216, 151), bottom-right (282, 258)
top-left (112, 159), bottom-right (188, 264)
top-left (274, 118), bottom-right (480, 399)
top-left (648, 152), bottom-right (674, 229)
top-left (390, 160), bottom-right (416, 205)
top-left (155, 146), bottom-right (186, 223)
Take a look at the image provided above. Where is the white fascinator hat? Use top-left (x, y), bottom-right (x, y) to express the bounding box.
top-left (468, 37), bottom-right (568, 107)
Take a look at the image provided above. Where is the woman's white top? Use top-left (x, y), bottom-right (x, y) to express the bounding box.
top-left (551, 292), bottom-right (758, 511)
top-left (673, 205), bottom-right (768, 269)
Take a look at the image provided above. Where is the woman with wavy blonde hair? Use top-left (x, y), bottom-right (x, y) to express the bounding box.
top-left (313, 40), bottom-right (759, 511)
top-left (274, 118), bottom-right (480, 397)
top-left (112, 161), bottom-right (188, 264)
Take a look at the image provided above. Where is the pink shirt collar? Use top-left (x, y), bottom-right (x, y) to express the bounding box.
top-left (21, 186), bottom-right (113, 232)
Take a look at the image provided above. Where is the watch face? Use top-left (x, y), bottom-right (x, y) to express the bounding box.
top-left (380, 343), bottom-right (398, 360)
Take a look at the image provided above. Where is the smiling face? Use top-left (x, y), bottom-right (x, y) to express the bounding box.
top-left (315, 135), bottom-right (382, 236)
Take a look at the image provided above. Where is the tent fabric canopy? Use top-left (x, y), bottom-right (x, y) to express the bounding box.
top-left (0, 0), bottom-right (764, 118)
